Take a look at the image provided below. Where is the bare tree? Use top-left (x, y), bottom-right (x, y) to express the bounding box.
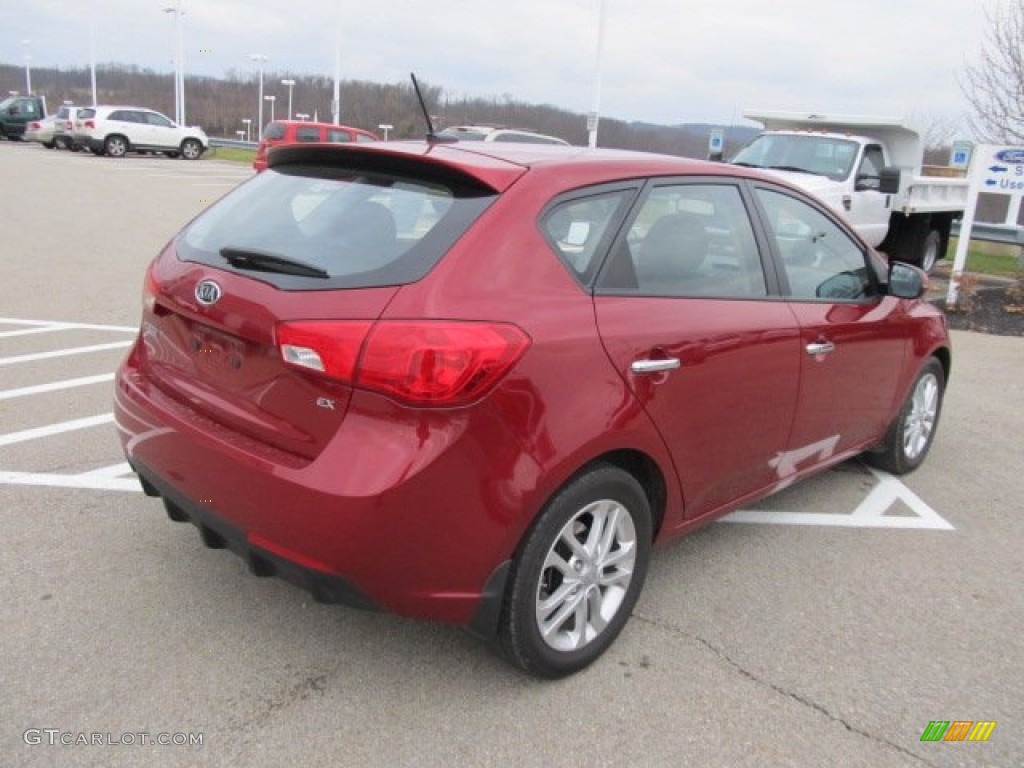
top-left (961, 1), bottom-right (1024, 141)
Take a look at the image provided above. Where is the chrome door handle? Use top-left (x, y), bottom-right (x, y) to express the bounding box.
top-left (805, 341), bottom-right (836, 356)
top-left (631, 358), bottom-right (681, 374)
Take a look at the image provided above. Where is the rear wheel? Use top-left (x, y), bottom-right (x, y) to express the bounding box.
top-left (866, 358), bottom-right (944, 474)
top-left (104, 135), bottom-right (128, 157)
top-left (499, 465), bottom-right (651, 678)
top-left (918, 230), bottom-right (942, 273)
top-left (180, 138), bottom-right (202, 160)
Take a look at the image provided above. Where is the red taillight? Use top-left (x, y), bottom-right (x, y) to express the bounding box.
top-left (29, 121), bottom-right (40, 130)
top-left (142, 265), bottom-right (158, 313)
top-left (276, 321), bottom-right (372, 382)
top-left (85, 119), bottom-right (95, 129)
top-left (276, 320), bottom-right (531, 406)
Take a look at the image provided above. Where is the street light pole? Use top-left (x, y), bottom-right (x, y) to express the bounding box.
top-left (163, 1), bottom-right (185, 124)
top-left (588, 0), bottom-right (607, 149)
top-left (249, 53), bottom-right (268, 141)
top-left (378, 123), bottom-right (393, 141)
top-left (281, 79), bottom-right (295, 121)
top-left (22, 40), bottom-right (32, 94)
top-left (242, 118), bottom-right (252, 142)
top-left (264, 95), bottom-right (276, 124)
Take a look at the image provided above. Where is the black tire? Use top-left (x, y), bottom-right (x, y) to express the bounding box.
top-left (180, 138), bottom-right (202, 160)
top-left (165, 151), bottom-right (180, 159)
top-left (866, 358), bottom-right (945, 475)
top-left (918, 229), bottom-right (942, 273)
top-left (499, 464), bottom-right (652, 678)
top-left (104, 135), bottom-right (128, 158)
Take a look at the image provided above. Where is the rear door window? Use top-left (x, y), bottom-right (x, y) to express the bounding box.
top-left (296, 126), bottom-right (322, 142)
top-left (598, 183), bottom-right (769, 298)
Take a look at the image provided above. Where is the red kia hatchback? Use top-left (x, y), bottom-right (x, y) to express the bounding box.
top-left (252, 119), bottom-right (379, 172)
top-left (114, 141), bottom-right (950, 677)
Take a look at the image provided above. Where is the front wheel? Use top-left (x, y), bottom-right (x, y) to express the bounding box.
top-left (180, 138), bottom-right (202, 160)
top-left (866, 358), bottom-right (945, 475)
top-left (499, 465), bottom-right (652, 678)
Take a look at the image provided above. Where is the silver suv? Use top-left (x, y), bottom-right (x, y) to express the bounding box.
top-left (72, 105), bottom-right (208, 159)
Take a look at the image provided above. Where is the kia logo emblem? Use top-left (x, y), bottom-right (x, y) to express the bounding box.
top-left (195, 280), bottom-right (222, 306)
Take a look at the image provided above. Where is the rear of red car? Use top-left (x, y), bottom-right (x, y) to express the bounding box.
top-left (115, 142), bottom-right (647, 629)
top-left (252, 120), bottom-right (380, 172)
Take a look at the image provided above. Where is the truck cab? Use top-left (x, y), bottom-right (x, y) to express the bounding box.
top-left (731, 111), bottom-right (968, 271)
top-left (732, 128), bottom-right (896, 246)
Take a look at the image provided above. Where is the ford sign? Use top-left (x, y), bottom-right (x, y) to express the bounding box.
top-left (195, 280), bottom-right (222, 306)
top-left (995, 149), bottom-right (1024, 164)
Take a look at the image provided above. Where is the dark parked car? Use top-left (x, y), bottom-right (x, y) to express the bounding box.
top-left (0, 95), bottom-right (47, 140)
top-left (114, 141), bottom-right (950, 678)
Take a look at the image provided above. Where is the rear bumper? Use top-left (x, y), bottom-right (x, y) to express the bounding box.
top-left (114, 341), bottom-right (522, 633)
top-left (134, 459), bottom-right (381, 610)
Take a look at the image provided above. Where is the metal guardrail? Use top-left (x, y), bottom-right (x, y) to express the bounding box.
top-left (209, 137), bottom-right (258, 150)
top-left (951, 221), bottom-right (1024, 246)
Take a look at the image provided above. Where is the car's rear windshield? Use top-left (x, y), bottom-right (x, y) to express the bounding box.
top-left (263, 122), bottom-right (286, 140)
top-left (177, 163), bottom-right (498, 290)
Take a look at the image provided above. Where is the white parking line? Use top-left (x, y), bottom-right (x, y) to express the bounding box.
top-left (0, 317), bottom-right (137, 333)
top-left (719, 466), bottom-right (954, 530)
top-left (0, 373), bottom-right (115, 401)
top-left (0, 414), bottom-right (115, 447)
top-left (0, 326), bottom-right (75, 339)
top-left (0, 469), bottom-right (141, 492)
top-left (0, 341), bottom-right (132, 366)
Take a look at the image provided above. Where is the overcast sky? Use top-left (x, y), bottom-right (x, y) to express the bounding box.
top-left (0, 0), bottom-right (1002, 134)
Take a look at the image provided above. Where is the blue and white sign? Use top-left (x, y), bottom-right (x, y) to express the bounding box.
top-left (948, 143), bottom-right (1024, 304)
top-left (950, 140), bottom-right (973, 170)
top-left (708, 129), bottom-right (724, 154)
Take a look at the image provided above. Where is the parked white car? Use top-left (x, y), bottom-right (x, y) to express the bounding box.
top-left (72, 105), bottom-right (208, 159)
top-left (435, 124), bottom-right (569, 145)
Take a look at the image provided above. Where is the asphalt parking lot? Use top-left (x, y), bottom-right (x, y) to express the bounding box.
top-left (1, 140), bottom-right (1022, 768)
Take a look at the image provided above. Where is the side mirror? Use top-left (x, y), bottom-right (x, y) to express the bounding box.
top-left (879, 166), bottom-right (901, 195)
top-left (887, 261), bottom-right (926, 299)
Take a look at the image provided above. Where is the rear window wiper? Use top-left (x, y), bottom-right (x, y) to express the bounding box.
top-left (219, 247), bottom-right (329, 278)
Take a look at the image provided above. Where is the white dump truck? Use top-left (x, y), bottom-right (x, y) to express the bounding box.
top-left (731, 111), bottom-right (969, 271)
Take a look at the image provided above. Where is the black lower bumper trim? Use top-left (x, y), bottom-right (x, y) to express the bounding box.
top-left (130, 460), bottom-right (381, 613)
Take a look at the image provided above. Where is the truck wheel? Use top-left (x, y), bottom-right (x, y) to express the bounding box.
top-left (918, 230), bottom-right (942, 273)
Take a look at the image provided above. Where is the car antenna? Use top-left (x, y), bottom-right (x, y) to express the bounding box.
top-left (411, 72), bottom-right (456, 143)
